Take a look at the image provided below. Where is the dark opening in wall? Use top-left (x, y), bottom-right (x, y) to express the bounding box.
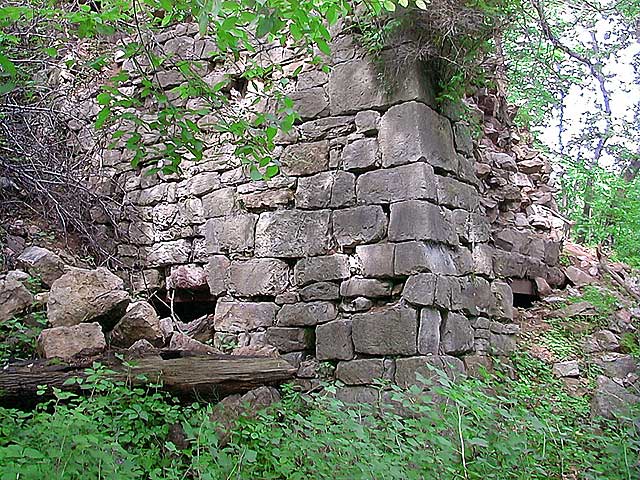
top-left (513, 292), bottom-right (536, 309)
top-left (510, 278), bottom-right (539, 309)
top-left (151, 290), bottom-right (216, 322)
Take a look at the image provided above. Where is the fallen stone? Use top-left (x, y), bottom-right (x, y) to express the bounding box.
top-left (47, 267), bottom-right (130, 329)
top-left (534, 277), bottom-right (553, 297)
top-left (17, 246), bottom-right (66, 287)
top-left (591, 375), bottom-right (640, 419)
top-left (128, 339), bottom-right (157, 353)
top-left (109, 301), bottom-right (164, 348)
top-left (594, 353), bottom-right (637, 379)
top-left (0, 272), bottom-right (34, 322)
top-left (552, 360), bottom-right (580, 378)
top-left (37, 323), bottom-right (106, 360)
top-left (565, 266), bottom-right (596, 286)
top-left (169, 331), bottom-right (219, 354)
top-left (584, 330), bottom-right (620, 354)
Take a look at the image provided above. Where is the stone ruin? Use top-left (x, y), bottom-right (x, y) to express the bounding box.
top-left (11, 21), bottom-right (568, 398)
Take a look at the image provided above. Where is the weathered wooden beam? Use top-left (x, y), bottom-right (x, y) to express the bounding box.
top-left (0, 352), bottom-right (297, 407)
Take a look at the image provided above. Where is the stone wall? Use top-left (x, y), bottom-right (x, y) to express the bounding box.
top-left (82, 23), bottom-right (565, 393)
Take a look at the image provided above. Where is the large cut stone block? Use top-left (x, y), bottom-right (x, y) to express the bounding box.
top-left (205, 215), bottom-right (257, 254)
top-left (295, 171), bottom-right (355, 208)
top-left (146, 240), bottom-right (192, 266)
top-left (352, 304), bottom-right (417, 355)
top-left (290, 87), bottom-right (329, 119)
top-left (276, 301), bottom-right (337, 326)
top-left (393, 241), bottom-right (458, 275)
top-left (205, 255), bottom-right (231, 296)
top-left (266, 327), bottom-right (314, 352)
top-left (440, 312), bottom-right (474, 355)
top-left (389, 201), bottom-right (457, 245)
top-left (356, 243), bottom-right (395, 278)
top-left (402, 273), bottom-right (436, 306)
top-left (340, 278), bottom-right (392, 298)
top-left (328, 57), bottom-right (433, 115)
top-left (255, 210), bottom-right (332, 257)
top-left (418, 308), bottom-right (441, 354)
top-left (214, 301), bottom-right (277, 332)
top-left (294, 254), bottom-right (350, 286)
top-left (458, 276), bottom-right (493, 316)
top-left (356, 163), bottom-right (436, 204)
top-left (379, 101), bottom-right (457, 172)
top-left (202, 187), bottom-right (236, 218)
top-left (37, 323), bottom-right (106, 360)
top-left (332, 205), bottom-right (387, 247)
top-left (395, 355), bottom-right (465, 388)
top-left (316, 319), bottom-right (354, 360)
top-left (435, 176), bottom-right (479, 211)
top-left (336, 358), bottom-right (391, 385)
top-left (227, 258), bottom-right (290, 297)
top-left (342, 137), bottom-right (379, 171)
top-left (281, 141), bottom-right (329, 176)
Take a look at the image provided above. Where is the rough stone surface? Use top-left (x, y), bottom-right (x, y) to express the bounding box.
top-left (340, 278), bottom-right (392, 298)
top-left (552, 360), bottom-right (580, 378)
top-left (352, 304), bottom-right (417, 355)
top-left (418, 308), bottom-right (442, 355)
top-left (356, 163), bottom-right (436, 204)
top-left (255, 210), bottom-right (331, 257)
top-left (169, 331), bottom-right (219, 354)
top-left (205, 215), bottom-right (257, 254)
top-left (316, 319), bottom-right (354, 360)
top-left (342, 138), bottom-right (378, 171)
top-left (281, 141), bottom-right (329, 176)
top-left (167, 264), bottom-right (208, 290)
top-left (333, 205), bottom-right (387, 247)
top-left (356, 243), bottom-right (395, 278)
top-left (402, 273), bottom-right (436, 306)
top-left (591, 375), bottom-right (640, 419)
top-left (336, 359), bottom-right (388, 385)
top-left (389, 201), bottom-right (457, 245)
top-left (17, 246), bottom-right (66, 287)
top-left (206, 255), bottom-right (231, 296)
top-left (0, 272), bottom-right (34, 322)
top-left (266, 327), bottom-right (314, 352)
top-left (214, 301), bottom-right (277, 332)
top-left (584, 330), bottom-right (620, 353)
top-left (294, 254), bottom-right (350, 286)
top-left (440, 312), bottom-right (473, 355)
top-left (37, 323), bottom-right (106, 360)
top-left (299, 282), bottom-right (340, 301)
top-left (276, 302), bottom-right (337, 326)
top-left (110, 301), bottom-right (164, 348)
top-left (47, 267), bottom-right (130, 329)
top-left (227, 258), bottom-right (290, 296)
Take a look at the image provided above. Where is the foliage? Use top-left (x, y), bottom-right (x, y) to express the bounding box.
top-left (0, 311), bottom-right (47, 366)
top-left (0, 356), bottom-right (637, 479)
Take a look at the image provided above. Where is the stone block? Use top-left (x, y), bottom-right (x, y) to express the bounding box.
top-left (327, 58), bottom-right (433, 115)
top-left (340, 278), bottom-right (392, 298)
top-left (355, 243), bottom-right (395, 278)
top-left (352, 304), bottom-right (418, 355)
top-left (276, 301), bottom-right (338, 326)
top-left (418, 308), bottom-right (442, 355)
top-left (434, 276), bottom-right (462, 310)
top-left (395, 355), bottom-right (465, 388)
top-left (180, 172), bottom-right (221, 197)
top-left (299, 282), bottom-right (340, 301)
top-left (37, 323), bottom-right (106, 360)
top-left (402, 273), bottom-right (436, 306)
top-left (295, 171), bottom-right (355, 208)
top-left (266, 327), bottom-right (314, 352)
top-left (0, 273), bottom-right (33, 322)
top-left (356, 163), bottom-right (436, 204)
top-left (205, 214), bottom-right (257, 254)
top-left (167, 264), bottom-right (208, 290)
top-left (227, 258), bottom-right (290, 297)
top-left (240, 188), bottom-right (294, 209)
top-left (435, 176), bottom-right (479, 211)
top-left (493, 252), bottom-right (527, 278)
top-left (389, 201), bottom-right (457, 245)
top-left (355, 110), bottom-right (381, 134)
top-left (453, 122), bottom-right (473, 156)
top-left (458, 276), bottom-right (493, 316)
top-left (393, 241), bottom-right (458, 276)
top-left (440, 312), bottom-right (474, 355)
top-left (146, 239), bottom-right (192, 267)
top-left (316, 319), bottom-right (354, 360)
top-left (294, 254), bottom-right (350, 286)
top-left (202, 187), bottom-right (236, 218)
top-left (490, 281), bottom-right (514, 321)
top-left (110, 301), bottom-right (163, 348)
top-left (205, 255), bottom-right (231, 296)
top-left (336, 359), bottom-right (391, 385)
top-left (17, 246), bottom-right (65, 287)
top-left (214, 301), bottom-right (277, 332)
top-left (255, 210), bottom-right (332, 258)
top-left (281, 141), bottom-right (329, 176)
top-left (290, 87), bottom-right (329, 119)
top-left (489, 333), bottom-right (517, 356)
top-left (342, 137), bottom-right (379, 171)
top-left (332, 205), bottom-right (387, 247)
top-left (379, 101), bottom-right (457, 172)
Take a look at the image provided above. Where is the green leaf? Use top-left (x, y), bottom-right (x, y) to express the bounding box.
top-left (415, 0), bottom-right (428, 10)
top-left (96, 92), bottom-right (111, 105)
top-left (399, 0), bottom-right (409, 6)
top-left (383, 1), bottom-right (396, 12)
top-left (264, 164), bottom-right (279, 179)
top-left (0, 54), bottom-right (16, 77)
top-left (95, 106), bottom-right (111, 129)
top-left (316, 39), bottom-right (331, 56)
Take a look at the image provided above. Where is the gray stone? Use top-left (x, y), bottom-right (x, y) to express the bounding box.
top-left (489, 333), bottom-right (517, 356)
top-left (294, 254), bottom-right (350, 286)
top-left (591, 375), bottom-right (640, 419)
top-left (332, 205), bottom-right (387, 247)
top-left (214, 301), bottom-right (277, 332)
top-left (565, 266), bottom-right (596, 286)
top-left (255, 210), bottom-right (331, 257)
top-left (129, 269), bottom-right (164, 293)
top-left (266, 327), bottom-right (314, 352)
top-left (584, 330), bottom-right (620, 354)
top-left (0, 272), bottom-right (33, 322)
top-left (458, 277), bottom-right (493, 316)
top-left (354, 110), bottom-right (380, 134)
top-left (146, 240), bottom-right (191, 266)
top-left (290, 87), bottom-right (329, 119)
top-left (202, 188), bottom-right (236, 218)
top-left (37, 323), bottom-right (106, 360)
top-left (393, 242), bottom-right (458, 276)
top-left (435, 176), bottom-right (479, 211)
top-left (395, 355), bottom-right (465, 388)
top-left (17, 246), bottom-right (66, 287)
top-left (276, 302), bottom-right (337, 327)
top-left (341, 138), bottom-right (378, 171)
top-left (336, 359), bottom-right (390, 385)
top-left (453, 122), bottom-right (473, 155)
top-left (180, 172), bottom-right (221, 197)
top-left (205, 255), bottom-right (231, 296)
top-left (595, 353), bottom-right (638, 379)
top-left (389, 201), bottom-right (457, 245)
top-left (47, 267), bottom-right (130, 329)
top-left (418, 308), bottom-right (442, 355)
top-left (328, 57), bottom-right (433, 115)
top-left (128, 339), bottom-right (157, 353)
top-left (295, 171), bottom-right (355, 208)
top-left (205, 214), bottom-right (257, 254)
top-left (167, 264), bottom-right (208, 290)
top-left (356, 243), bottom-right (395, 278)
top-left (402, 273), bottom-right (436, 306)
top-left (434, 276), bottom-right (462, 310)
top-left (110, 301), bottom-right (164, 348)
top-left (489, 281), bottom-right (514, 321)
top-left (379, 101), bottom-right (457, 172)
top-left (227, 258), bottom-right (290, 297)
top-left (281, 141), bottom-right (329, 176)
top-left (316, 319), bottom-right (354, 360)
top-left (356, 163), bottom-right (436, 204)
top-left (440, 312), bottom-right (474, 355)
top-left (297, 116), bottom-right (354, 141)
top-left (340, 297), bottom-right (373, 313)
top-left (299, 282), bottom-right (340, 301)
top-left (240, 188), bottom-right (294, 209)
top-left (340, 278), bottom-right (392, 298)
top-left (352, 304), bottom-right (418, 355)
top-left (169, 331), bottom-right (219, 354)
top-left (335, 386), bottom-right (378, 405)
top-left (552, 360), bottom-right (580, 378)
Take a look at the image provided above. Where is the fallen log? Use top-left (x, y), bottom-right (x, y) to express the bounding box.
top-left (0, 351), bottom-right (297, 407)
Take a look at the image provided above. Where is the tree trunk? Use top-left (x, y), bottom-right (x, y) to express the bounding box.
top-left (0, 352), bottom-right (297, 407)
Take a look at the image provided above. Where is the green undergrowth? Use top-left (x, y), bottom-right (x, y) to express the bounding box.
top-left (0, 354), bottom-right (637, 479)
